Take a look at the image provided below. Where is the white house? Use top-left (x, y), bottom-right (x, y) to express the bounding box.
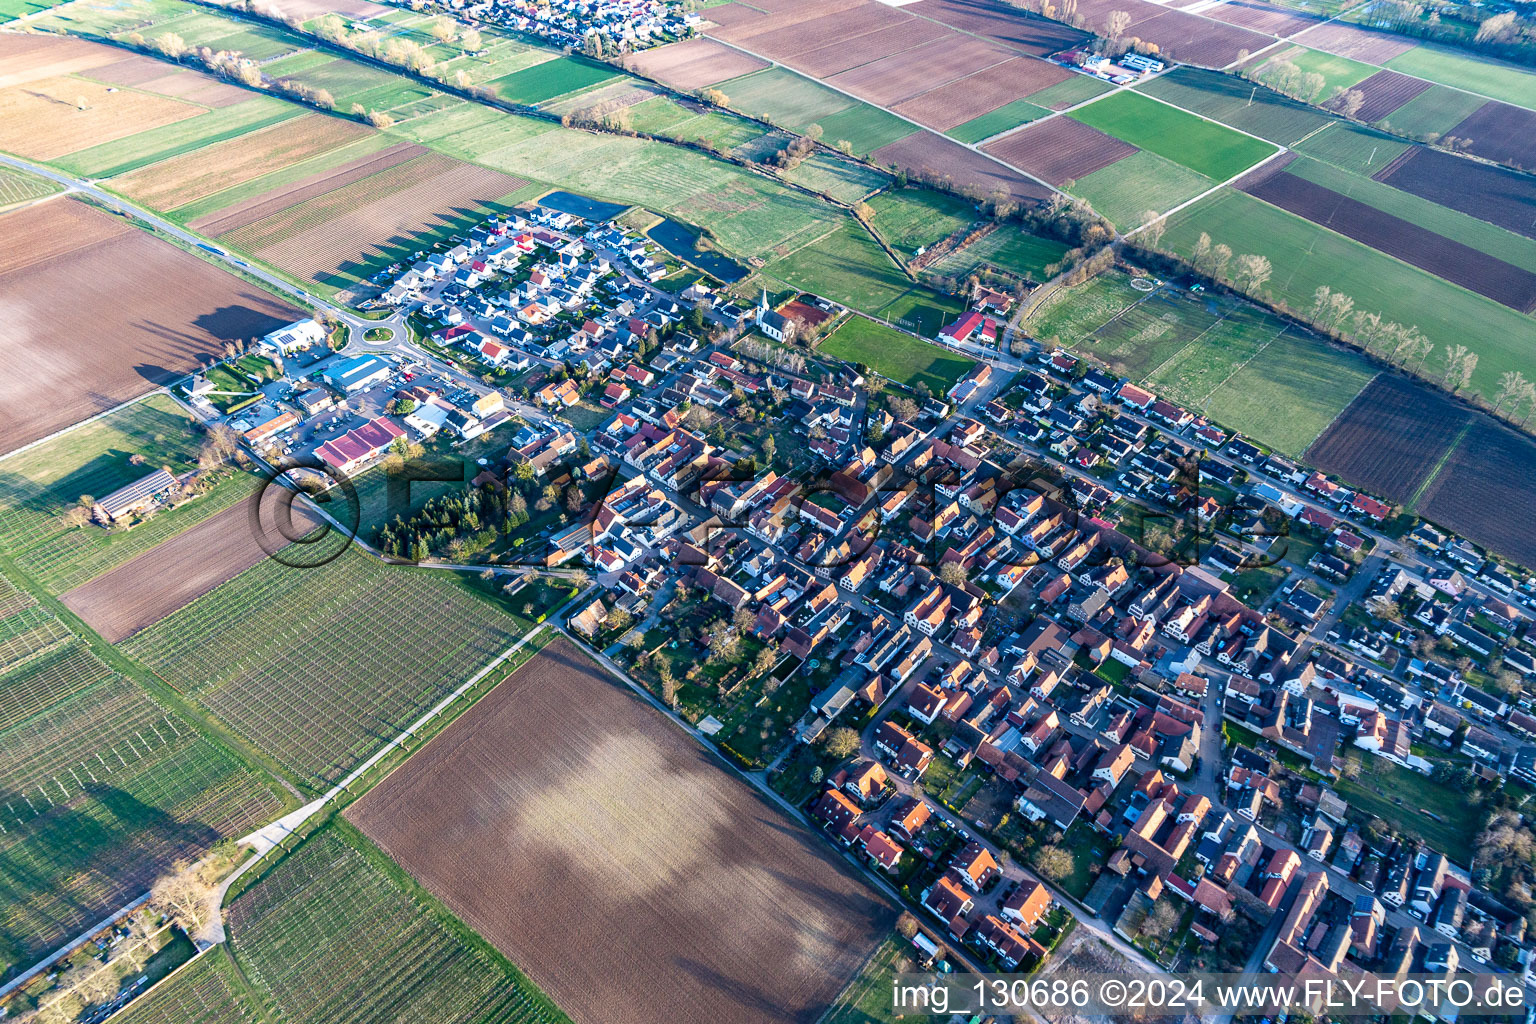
top-left (260, 319), bottom-right (327, 356)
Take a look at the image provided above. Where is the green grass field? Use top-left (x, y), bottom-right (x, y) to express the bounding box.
top-left (1032, 272), bottom-right (1377, 455)
top-left (763, 217), bottom-right (961, 335)
top-left (491, 55), bottom-right (620, 105)
top-left (1386, 44), bottom-right (1536, 112)
top-left (1376, 83), bottom-right (1487, 136)
top-left (925, 222), bottom-right (1070, 283)
top-left (1069, 149), bottom-right (1215, 228)
top-left (1137, 67), bottom-right (1332, 146)
top-left (1291, 121), bottom-right (1411, 173)
top-left (867, 186), bottom-right (976, 255)
top-left (783, 151), bottom-right (889, 204)
top-left (1029, 270), bottom-right (1149, 344)
top-left (1069, 90), bottom-right (1277, 180)
top-left (819, 315), bottom-right (976, 393)
top-left (714, 67), bottom-right (855, 128)
top-left (1196, 327), bottom-right (1377, 456)
top-left (820, 935), bottom-right (914, 1024)
top-left (1335, 750), bottom-right (1483, 864)
top-left (1163, 187), bottom-right (1533, 403)
top-left (1282, 46), bottom-right (1375, 93)
top-left (226, 826), bottom-right (570, 1024)
top-left (110, 947), bottom-right (257, 1024)
top-left (165, 132), bottom-right (403, 223)
top-left (121, 548), bottom-right (526, 787)
top-left (0, 396), bottom-right (209, 575)
top-left (805, 103), bottom-right (917, 156)
top-left (946, 99), bottom-right (1049, 144)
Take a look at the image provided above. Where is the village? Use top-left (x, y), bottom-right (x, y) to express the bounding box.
top-left (64, 185), bottom-right (1536, 996)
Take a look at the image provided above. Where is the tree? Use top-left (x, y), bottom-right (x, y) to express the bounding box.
top-left (570, 569), bottom-right (590, 588)
top-left (1494, 370), bottom-right (1530, 415)
top-left (154, 32), bottom-right (187, 57)
top-left (822, 726), bottom-right (860, 760)
top-left (761, 434), bottom-right (777, 468)
top-left (889, 395), bottom-right (920, 422)
top-left (365, 110), bottom-right (395, 129)
top-left (1440, 344), bottom-right (1474, 390)
top-left (659, 662), bottom-right (679, 707)
top-left (1191, 231), bottom-right (1211, 271)
top-left (1310, 285), bottom-right (1355, 334)
top-left (1137, 210), bottom-right (1165, 250)
top-left (937, 561), bottom-right (968, 586)
top-left (1232, 253), bottom-right (1272, 294)
top-left (1104, 8), bottom-right (1131, 44)
top-left (459, 28), bottom-right (482, 50)
top-left (429, 15), bottom-right (456, 42)
top-left (148, 859), bottom-right (215, 935)
top-left (1475, 11), bottom-right (1516, 43)
top-left (1034, 844), bottom-right (1073, 883)
top-left (1331, 87), bottom-right (1365, 119)
top-left (1208, 242), bottom-right (1233, 280)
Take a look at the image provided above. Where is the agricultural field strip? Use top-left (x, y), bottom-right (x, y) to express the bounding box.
top-left (704, 35), bottom-right (1063, 198)
top-left (1284, 31), bottom-right (1536, 113)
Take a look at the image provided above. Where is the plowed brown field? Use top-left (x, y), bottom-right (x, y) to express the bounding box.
top-left (0, 199), bottom-right (300, 454)
top-left (1293, 21), bottom-right (1417, 62)
top-left (875, 131), bottom-right (1055, 199)
top-left (907, 0), bottom-right (1089, 56)
top-left (189, 141), bottom-right (427, 235)
top-left (1306, 374), bottom-right (1468, 503)
top-left (627, 37), bottom-right (768, 92)
top-left (1447, 101), bottom-right (1536, 173)
top-left (1349, 69), bottom-right (1430, 120)
top-left (983, 116), bottom-right (1137, 183)
top-left (61, 488), bottom-right (325, 643)
top-left (828, 33), bottom-right (1014, 105)
top-left (1373, 147), bottom-right (1536, 239)
top-left (896, 56), bottom-right (1071, 129)
top-left (348, 639), bottom-right (893, 1024)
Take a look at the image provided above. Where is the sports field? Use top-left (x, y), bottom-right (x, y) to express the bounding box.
top-left (1068, 90), bottom-right (1278, 181)
top-left (1161, 187), bottom-right (1535, 403)
top-left (819, 315), bottom-right (976, 393)
top-left (226, 826), bottom-right (569, 1024)
top-left (1030, 272), bottom-right (1377, 456)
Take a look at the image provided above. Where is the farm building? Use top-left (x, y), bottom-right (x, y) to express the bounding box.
top-left (260, 319), bottom-right (327, 356)
top-left (323, 355), bottom-right (391, 393)
top-left (316, 416), bottom-right (406, 474)
top-left (243, 410), bottom-right (300, 444)
top-left (92, 468), bottom-right (176, 524)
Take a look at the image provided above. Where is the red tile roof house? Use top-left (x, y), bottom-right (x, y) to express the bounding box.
top-left (844, 760), bottom-right (890, 804)
top-left (953, 842), bottom-right (1001, 892)
top-left (975, 915), bottom-right (1044, 970)
top-left (812, 789), bottom-right (863, 844)
top-left (1351, 493), bottom-right (1392, 521)
top-left (1001, 879), bottom-right (1052, 930)
top-left (1116, 382), bottom-right (1156, 410)
top-left (858, 824), bottom-right (905, 872)
top-left (923, 870), bottom-right (976, 938)
top-left (889, 797), bottom-right (932, 840)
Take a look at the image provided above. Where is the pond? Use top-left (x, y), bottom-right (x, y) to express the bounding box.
top-left (647, 216), bottom-right (748, 283)
top-left (536, 190), bottom-right (629, 222)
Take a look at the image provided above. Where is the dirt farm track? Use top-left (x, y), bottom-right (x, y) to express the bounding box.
top-left (347, 638), bottom-right (894, 1024)
top-left (0, 198), bottom-right (299, 454)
